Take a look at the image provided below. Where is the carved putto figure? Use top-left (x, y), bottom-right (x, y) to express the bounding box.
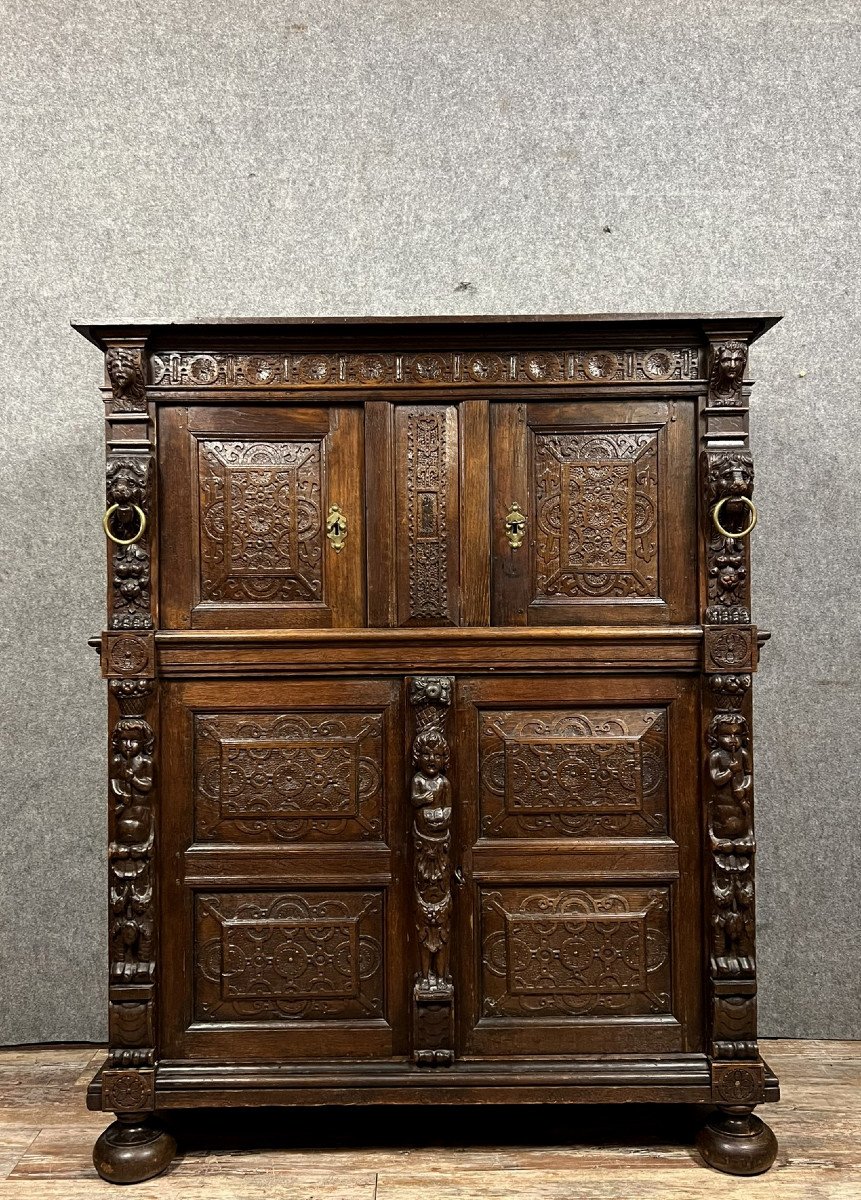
top-left (708, 714), bottom-right (753, 845)
top-left (110, 718), bottom-right (155, 980)
top-left (411, 728), bottom-right (452, 991)
top-left (709, 341), bottom-right (748, 403)
top-left (106, 347), bottom-right (146, 411)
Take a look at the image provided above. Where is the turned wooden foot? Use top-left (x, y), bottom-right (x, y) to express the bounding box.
top-left (697, 1105), bottom-right (778, 1176)
top-left (93, 1114), bottom-right (176, 1184)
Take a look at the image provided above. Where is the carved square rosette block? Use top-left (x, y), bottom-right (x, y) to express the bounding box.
top-left (711, 1061), bottom-right (766, 1106)
top-left (101, 1068), bottom-right (156, 1114)
top-left (704, 626), bottom-right (756, 674)
top-left (101, 631), bottom-right (156, 679)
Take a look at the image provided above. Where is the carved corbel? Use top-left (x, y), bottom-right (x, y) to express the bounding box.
top-left (106, 346), bottom-right (147, 413)
top-left (708, 340), bottom-right (748, 408)
top-left (409, 676), bottom-right (455, 1066)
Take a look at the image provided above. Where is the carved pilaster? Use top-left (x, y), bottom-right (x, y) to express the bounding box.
top-left (106, 678), bottom-right (157, 1080)
top-left (409, 676), bottom-right (455, 1066)
top-left (105, 456), bottom-right (154, 631)
top-left (704, 672), bottom-right (763, 1099)
top-left (704, 450), bottom-right (754, 624)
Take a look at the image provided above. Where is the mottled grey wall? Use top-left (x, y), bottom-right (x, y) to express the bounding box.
top-left (0, 0), bottom-right (858, 1044)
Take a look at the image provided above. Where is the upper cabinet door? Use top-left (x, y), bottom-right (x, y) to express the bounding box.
top-left (491, 400), bottom-right (697, 626)
top-left (159, 405), bottom-right (364, 628)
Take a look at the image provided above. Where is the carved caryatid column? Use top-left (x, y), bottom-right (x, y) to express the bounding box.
top-left (409, 676), bottom-right (455, 1066)
top-left (94, 338), bottom-right (175, 1183)
top-left (697, 336), bottom-right (777, 1175)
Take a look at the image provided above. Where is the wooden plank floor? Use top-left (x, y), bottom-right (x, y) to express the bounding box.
top-left (0, 1041), bottom-right (857, 1198)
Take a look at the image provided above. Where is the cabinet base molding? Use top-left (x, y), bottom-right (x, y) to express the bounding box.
top-left (88, 1056), bottom-right (779, 1110)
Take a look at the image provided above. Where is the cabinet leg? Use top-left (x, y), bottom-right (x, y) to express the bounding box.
top-left (93, 1113), bottom-right (176, 1184)
top-left (697, 1105), bottom-right (778, 1176)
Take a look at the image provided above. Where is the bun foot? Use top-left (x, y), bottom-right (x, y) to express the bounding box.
top-left (697, 1105), bottom-right (778, 1176)
top-left (93, 1115), bottom-right (176, 1184)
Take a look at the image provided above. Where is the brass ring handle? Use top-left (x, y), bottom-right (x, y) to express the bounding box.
top-left (712, 495), bottom-right (757, 539)
top-left (103, 503), bottom-right (147, 546)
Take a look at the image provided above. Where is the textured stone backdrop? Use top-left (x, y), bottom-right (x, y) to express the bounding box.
top-left (0, 0), bottom-right (858, 1043)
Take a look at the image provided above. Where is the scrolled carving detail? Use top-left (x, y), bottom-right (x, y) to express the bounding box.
top-left (106, 347), bottom-right (147, 412)
top-left (409, 676), bottom-right (454, 1066)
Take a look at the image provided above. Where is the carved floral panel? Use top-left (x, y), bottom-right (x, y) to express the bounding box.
top-left (480, 887), bottom-right (672, 1019)
top-left (478, 708), bottom-right (668, 838)
top-left (194, 711), bottom-right (385, 843)
top-left (195, 891), bottom-right (384, 1022)
top-left (532, 430), bottom-right (659, 600)
top-left (198, 440), bottom-right (324, 605)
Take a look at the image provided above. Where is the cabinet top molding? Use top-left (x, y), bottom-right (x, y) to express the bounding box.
top-left (72, 312), bottom-right (782, 351)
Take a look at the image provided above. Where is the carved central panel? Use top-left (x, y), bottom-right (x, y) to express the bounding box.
top-left (479, 708), bottom-right (668, 837)
top-left (198, 439), bottom-right (324, 604)
top-left (195, 891), bottom-right (384, 1022)
top-left (194, 711), bottom-right (384, 842)
top-left (481, 888), bottom-right (671, 1018)
top-left (395, 406), bottom-right (459, 625)
top-left (533, 430), bottom-right (659, 600)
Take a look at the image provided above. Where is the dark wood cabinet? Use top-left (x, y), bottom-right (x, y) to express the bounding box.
top-left (78, 314), bottom-right (781, 1182)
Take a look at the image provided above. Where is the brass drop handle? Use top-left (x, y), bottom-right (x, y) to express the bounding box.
top-left (712, 495), bottom-right (758, 539)
top-left (326, 503), bottom-right (348, 552)
top-left (103, 503), bottom-right (147, 546)
top-left (504, 502), bottom-right (527, 549)
top-left (453, 867), bottom-right (465, 887)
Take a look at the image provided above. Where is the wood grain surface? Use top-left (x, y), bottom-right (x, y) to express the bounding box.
top-left (0, 1041), bottom-right (857, 1197)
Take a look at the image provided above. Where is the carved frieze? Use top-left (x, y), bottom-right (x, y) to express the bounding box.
top-left (705, 451), bottom-right (754, 623)
top-left (106, 347), bottom-right (147, 412)
top-left (409, 676), bottom-right (455, 1065)
top-left (149, 347), bottom-right (702, 389)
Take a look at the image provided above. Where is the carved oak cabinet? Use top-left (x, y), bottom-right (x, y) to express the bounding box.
top-left (76, 314), bottom-right (781, 1182)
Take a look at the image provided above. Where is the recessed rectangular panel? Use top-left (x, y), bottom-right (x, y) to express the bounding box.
top-left (480, 886), bottom-right (672, 1020)
top-left (194, 890), bottom-right (385, 1024)
top-left (198, 439), bottom-right (325, 605)
top-left (532, 430), bottom-right (659, 601)
top-left (194, 710), bottom-right (385, 843)
top-left (479, 707), bottom-right (668, 838)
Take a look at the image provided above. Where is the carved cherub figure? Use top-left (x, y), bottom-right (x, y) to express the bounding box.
top-left (411, 729), bottom-right (452, 836)
top-left (708, 714), bottom-right (752, 844)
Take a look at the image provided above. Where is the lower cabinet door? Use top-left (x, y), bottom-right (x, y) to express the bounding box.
top-left (159, 678), bottom-right (407, 1060)
top-left (454, 675), bottom-right (702, 1057)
